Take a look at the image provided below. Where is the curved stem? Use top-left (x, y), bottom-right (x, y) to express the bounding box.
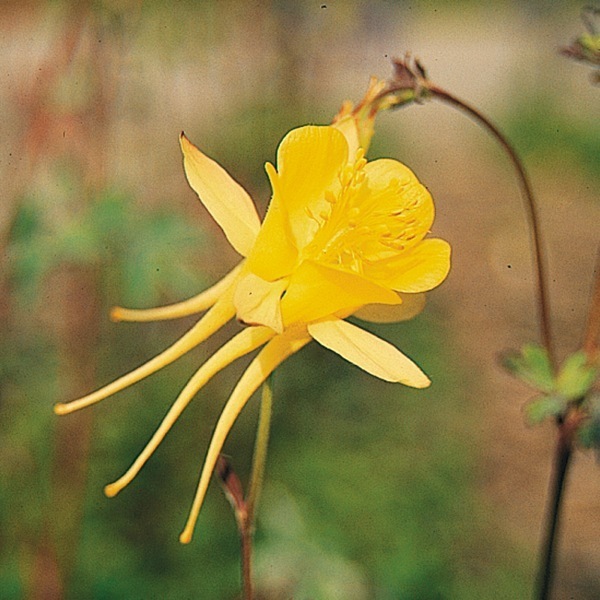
top-left (426, 85), bottom-right (555, 370)
top-left (423, 84), bottom-right (567, 600)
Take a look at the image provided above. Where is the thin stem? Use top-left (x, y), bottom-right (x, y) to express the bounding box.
top-left (534, 247), bottom-right (600, 600)
top-left (240, 376), bottom-right (274, 600)
top-left (582, 246), bottom-right (600, 359)
top-left (240, 523), bottom-right (253, 600)
top-left (533, 249), bottom-right (600, 596)
top-left (247, 376), bottom-right (273, 522)
top-left (424, 84), bottom-right (569, 600)
top-left (535, 421), bottom-right (574, 600)
top-left (426, 85), bottom-right (555, 370)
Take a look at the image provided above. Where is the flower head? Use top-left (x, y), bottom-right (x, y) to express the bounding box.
top-left (55, 121), bottom-right (450, 543)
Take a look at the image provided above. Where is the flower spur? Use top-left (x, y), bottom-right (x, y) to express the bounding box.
top-left (54, 123), bottom-right (450, 543)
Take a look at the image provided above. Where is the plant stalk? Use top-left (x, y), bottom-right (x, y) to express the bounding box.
top-left (535, 419), bottom-right (575, 600)
top-left (241, 376), bottom-right (274, 600)
top-left (247, 377), bottom-right (273, 522)
top-left (426, 85), bottom-right (555, 370)
top-left (582, 246), bottom-right (600, 359)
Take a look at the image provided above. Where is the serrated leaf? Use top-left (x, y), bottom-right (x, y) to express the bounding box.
top-left (502, 343), bottom-right (554, 393)
top-left (555, 351), bottom-right (599, 400)
top-left (524, 394), bottom-right (568, 425)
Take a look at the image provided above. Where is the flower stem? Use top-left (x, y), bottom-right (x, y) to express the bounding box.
top-left (424, 84), bottom-right (569, 600)
top-left (582, 246), bottom-right (600, 359)
top-left (426, 84), bottom-right (555, 370)
top-left (240, 523), bottom-right (253, 600)
top-left (241, 376), bottom-right (274, 600)
top-left (247, 376), bottom-right (273, 522)
top-left (536, 417), bottom-right (576, 600)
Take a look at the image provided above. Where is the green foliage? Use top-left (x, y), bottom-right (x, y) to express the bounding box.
top-left (554, 351), bottom-right (599, 401)
top-left (8, 188), bottom-right (207, 308)
top-left (525, 394), bottom-right (570, 425)
top-left (501, 343), bottom-right (554, 393)
top-left (504, 344), bottom-right (600, 440)
top-left (577, 393), bottom-right (600, 451)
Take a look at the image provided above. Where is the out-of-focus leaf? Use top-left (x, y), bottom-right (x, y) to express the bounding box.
top-left (501, 343), bottom-right (554, 393)
top-left (555, 351), bottom-right (599, 401)
top-left (577, 393), bottom-right (600, 450)
top-left (524, 394), bottom-right (569, 425)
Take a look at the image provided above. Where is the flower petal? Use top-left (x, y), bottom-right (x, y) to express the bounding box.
top-left (104, 325), bottom-right (275, 498)
top-left (332, 113), bottom-right (361, 159)
top-left (307, 317), bottom-right (430, 387)
top-left (354, 293), bottom-right (426, 323)
top-left (276, 126), bottom-right (349, 248)
top-left (233, 272), bottom-right (287, 333)
top-left (376, 238), bottom-right (451, 293)
top-left (280, 260), bottom-right (400, 326)
top-left (111, 263), bottom-right (243, 322)
top-left (179, 328), bottom-right (311, 544)
top-left (245, 162), bottom-right (299, 281)
top-left (364, 158), bottom-right (435, 248)
top-left (180, 133), bottom-right (261, 257)
top-left (53, 290), bottom-right (236, 415)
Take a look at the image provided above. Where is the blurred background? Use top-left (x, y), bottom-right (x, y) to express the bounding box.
top-left (1, 1), bottom-right (599, 598)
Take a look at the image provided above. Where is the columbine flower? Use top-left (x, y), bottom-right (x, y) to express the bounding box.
top-left (55, 122), bottom-right (450, 543)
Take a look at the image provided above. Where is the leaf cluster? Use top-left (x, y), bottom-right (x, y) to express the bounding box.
top-left (502, 343), bottom-right (600, 449)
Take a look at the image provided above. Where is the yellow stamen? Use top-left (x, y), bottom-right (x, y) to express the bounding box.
top-left (111, 263), bottom-right (242, 322)
top-left (53, 292), bottom-right (236, 415)
top-left (104, 325), bottom-right (275, 498)
top-left (179, 329), bottom-right (311, 544)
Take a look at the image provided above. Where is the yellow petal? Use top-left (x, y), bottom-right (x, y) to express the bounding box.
top-left (104, 325), bottom-right (274, 498)
top-left (307, 318), bottom-right (430, 387)
top-left (354, 293), bottom-right (426, 323)
top-left (276, 126), bottom-right (349, 248)
top-left (244, 162), bottom-right (298, 281)
top-left (180, 133), bottom-right (261, 257)
top-left (332, 114), bottom-right (361, 159)
top-left (233, 272), bottom-right (287, 333)
top-left (364, 158), bottom-right (434, 248)
top-left (53, 291), bottom-right (235, 415)
top-left (179, 328), bottom-right (311, 544)
top-left (377, 238), bottom-right (451, 293)
top-left (111, 263), bottom-right (243, 322)
top-left (280, 260), bottom-right (400, 326)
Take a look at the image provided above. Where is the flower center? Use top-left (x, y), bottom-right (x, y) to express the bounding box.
top-left (302, 151), bottom-right (426, 275)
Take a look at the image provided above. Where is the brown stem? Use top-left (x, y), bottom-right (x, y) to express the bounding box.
top-left (240, 517), bottom-right (253, 600)
top-left (426, 85), bottom-right (555, 370)
top-left (535, 246), bottom-right (600, 600)
top-left (582, 246), bottom-right (600, 359)
top-left (535, 411), bottom-right (582, 600)
top-left (422, 83), bottom-right (569, 600)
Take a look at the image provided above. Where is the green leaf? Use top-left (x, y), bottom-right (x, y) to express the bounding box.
top-left (524, 394), bottom-right (569, 425)
top-left (577, 394), bottom-right (600, 449)
top-left (501, 343), bottom-right (554, 393)
top-left (555, 351), bottom-right (599, 401)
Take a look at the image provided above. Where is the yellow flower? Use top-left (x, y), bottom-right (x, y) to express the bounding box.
top-left (54, 124), bottom-right (450, 544)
